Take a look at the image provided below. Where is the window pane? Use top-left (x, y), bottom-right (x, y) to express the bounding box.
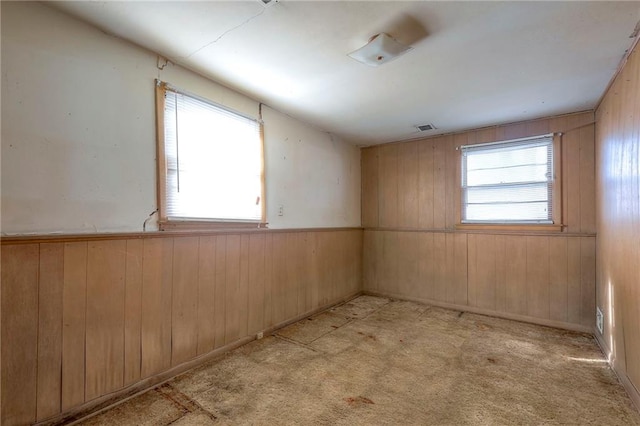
top-left (466, 164), bottom-right (548, 186)
top-left (466, 183), bottom-right (549, 204)
top-left (164, 89), bottom-right (262, 221)
top-left (461, 136), bottom-right (553, 224)
top-left (466, 202), bottom-right (550, 222)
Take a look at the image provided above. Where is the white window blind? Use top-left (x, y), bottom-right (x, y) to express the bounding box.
top-left (163, 88), bottom-right (262, 222)
top-left (461, 134), bottom-right (554, 224)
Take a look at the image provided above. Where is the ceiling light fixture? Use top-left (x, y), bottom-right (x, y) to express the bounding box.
top-left (348, 33), bottom-right (412, 67)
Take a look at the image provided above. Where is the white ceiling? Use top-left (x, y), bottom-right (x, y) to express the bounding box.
top-left (49, 1), bottom-right (640, 146)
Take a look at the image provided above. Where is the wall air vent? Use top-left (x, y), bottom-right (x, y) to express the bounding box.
top-left (416, 124), bottom-right (436, 132)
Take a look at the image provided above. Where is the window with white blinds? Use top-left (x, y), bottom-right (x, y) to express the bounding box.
top-left (461, 135), bottom-right (554, 224)
top-left (160, 83), bottom-right (263, 222)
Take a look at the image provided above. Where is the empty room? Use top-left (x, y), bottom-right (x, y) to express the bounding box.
top-left (2, 1), bottom-right (640, 425)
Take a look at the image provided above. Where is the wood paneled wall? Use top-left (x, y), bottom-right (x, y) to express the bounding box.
top-left (362, 112), bottom-right (596, 330)
top-left (1, 229), bottom-right (362, 426)
top-left (595, 40), bottom-right (640, 408)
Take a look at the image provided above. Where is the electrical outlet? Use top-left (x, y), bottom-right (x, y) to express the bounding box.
top-left (278, 205), bottom-right (284, 216)
top-left (257, 331), bottom-right (264, 340)
top-left (596, 307), bottom-right (604, 334)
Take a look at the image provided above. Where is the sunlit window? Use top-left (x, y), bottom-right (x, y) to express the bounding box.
top-left (461, 135), bottom-right (554, 224)
top-left (158, 82), bottom-right (263, 224)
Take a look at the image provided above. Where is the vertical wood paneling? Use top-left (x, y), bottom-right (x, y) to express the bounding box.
top-left (37, 243), bottom-right (64, 421)
top-left (307, 232), bottom-right (320, 309)
top-left (296, 233), bottom-right (309, 315)
top-left (85, 241), bottom-right (126, 401)
top-left (418, 232), bottom-right (434, 301)
top-left (171, 237), bottom-right (199, 365)
top-left (214, 236), bottom-right (227, 349)
top-left (445, 137), bottom-right (457, 229)
top-left (474, 234), bottom-right (496, 310)
top-left (504, 236), bottom-right (527, 316)
top-left (494, 236), bottom-right (507, 313)
top-left (397, 142), bottom-right (419, 228)
top-left (239, 234), bottom-right (250, 337)
top-left (124, 240), bottom-right (143, 386)
top-left (2, 229), bottom-right (363, 423)
top-left (271, 233), bottom-right (287, 325)
top-left (362, 112), bottom-right (596, 333)
top-left (141, 238), bottom-right (173, 377)
top-left (62, 242), bottom-right (87, 410)
top-left (580, 237), bottom-right (596, 327)
top-left (1, 244), bottom-right (39, 426)
top-left (396, 232), bottom-right (419, 297)
top-left (284, 233), bottom-right (299, 319)
top-left (224, 235), bottom-right (242, 345)
top-left (580, 125), bottom-right (596, 233)
top-left (247, 234), bottom-right (265, 335)
top-left (565, 130), bottom-right (581, 233)
top-left (452, 233), bottom-right (468, 306)
top-left (263, 234), bottom-right (274, 328)
top-left (197, 236), bottom-right (216, 355)
top-left (467, 234), bottom-right (477, 307)
top-left (379, 144), bottom-right (398, 227)
top-left (418, 140), bottom-right (434, 229)
top-left (595, 43), bottom-right (640, 397)
top-left (432, 139), bottom-right (447, 229)
top-left (567, 237), bottom-right (582, 325)
top-left (361, 147), bottom-right (379, 227)
top-left (526, 237), bottom-right (550, 319)
top-left (433, 233), bottom-right (447, 302)
top-left (549, 237), bottom-right (569, 323)
top-left (382, 231), bottom-right (399, 296)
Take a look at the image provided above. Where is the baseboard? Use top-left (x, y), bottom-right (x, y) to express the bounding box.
top-left (594, 330), bottom-right (640, 413)
top-left (363, 290), bottom-right (593, 334)
top-left (37, 291), bottom-right (362, 426)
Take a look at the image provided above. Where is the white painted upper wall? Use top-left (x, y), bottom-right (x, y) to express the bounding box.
top-left (0, 2), bottom-right (360, 234)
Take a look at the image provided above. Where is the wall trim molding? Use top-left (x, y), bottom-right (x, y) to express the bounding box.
top-left (363, 290), bottom-right (593, 334)
top-left (364, 227), bottom-right (596, 238)
top-left (0, 227), bottom-right (364, 245)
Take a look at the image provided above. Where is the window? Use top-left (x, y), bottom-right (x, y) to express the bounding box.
top-left (460, 134), bottom-right (560, 227)
top-left (156, 81), bottom-right (264, 229)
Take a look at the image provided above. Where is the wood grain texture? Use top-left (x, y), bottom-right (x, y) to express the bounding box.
top-left (364, 111), bottom-right (595, 232)
top-left (247, 234), bottom-right (266, 335)
top-left (141, 238), bottom-right (173, 377)
top-left (1, 244), bottom-right (39, 426)
top-left (37, 243), bottom-right (64, 421)
top-left (366, 230), bottom-right (594, 330)
top-left (171, 237), bottom-right (199, 365)
top-left (197, 236), bottom-right (216, 355)
top-left (224, 235), bottom-right (241, 345)
top-left (595, 41), bottom-right (640, 402)
top-left (378, 144), bottom-right (399, 227)
top-left (214, 236), bottom-right (227, 349)
top-left (124, 240), bottom-right (143, 386)
top-left (62, 242), bottom-right (87, 410)
top-left (361, 147), bottom-right (379, 227)
top-left (1, 229), bottom-right (363, 423)
top-left (85, 240), bottom-right (126, 401)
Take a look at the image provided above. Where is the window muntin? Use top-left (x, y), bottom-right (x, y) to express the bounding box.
top-left (461, 135), bottom-right (554, 224)
top-left (158, 82), bottom-right (263, 223)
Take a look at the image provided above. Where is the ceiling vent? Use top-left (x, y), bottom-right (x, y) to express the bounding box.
top-left (416, 124), bottom-right (436, 132)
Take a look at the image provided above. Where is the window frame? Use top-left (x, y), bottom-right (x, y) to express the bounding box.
top-left (155, 80), bottom-right (266, 231)
top-left (455, 133), bottom-right (563, 232)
